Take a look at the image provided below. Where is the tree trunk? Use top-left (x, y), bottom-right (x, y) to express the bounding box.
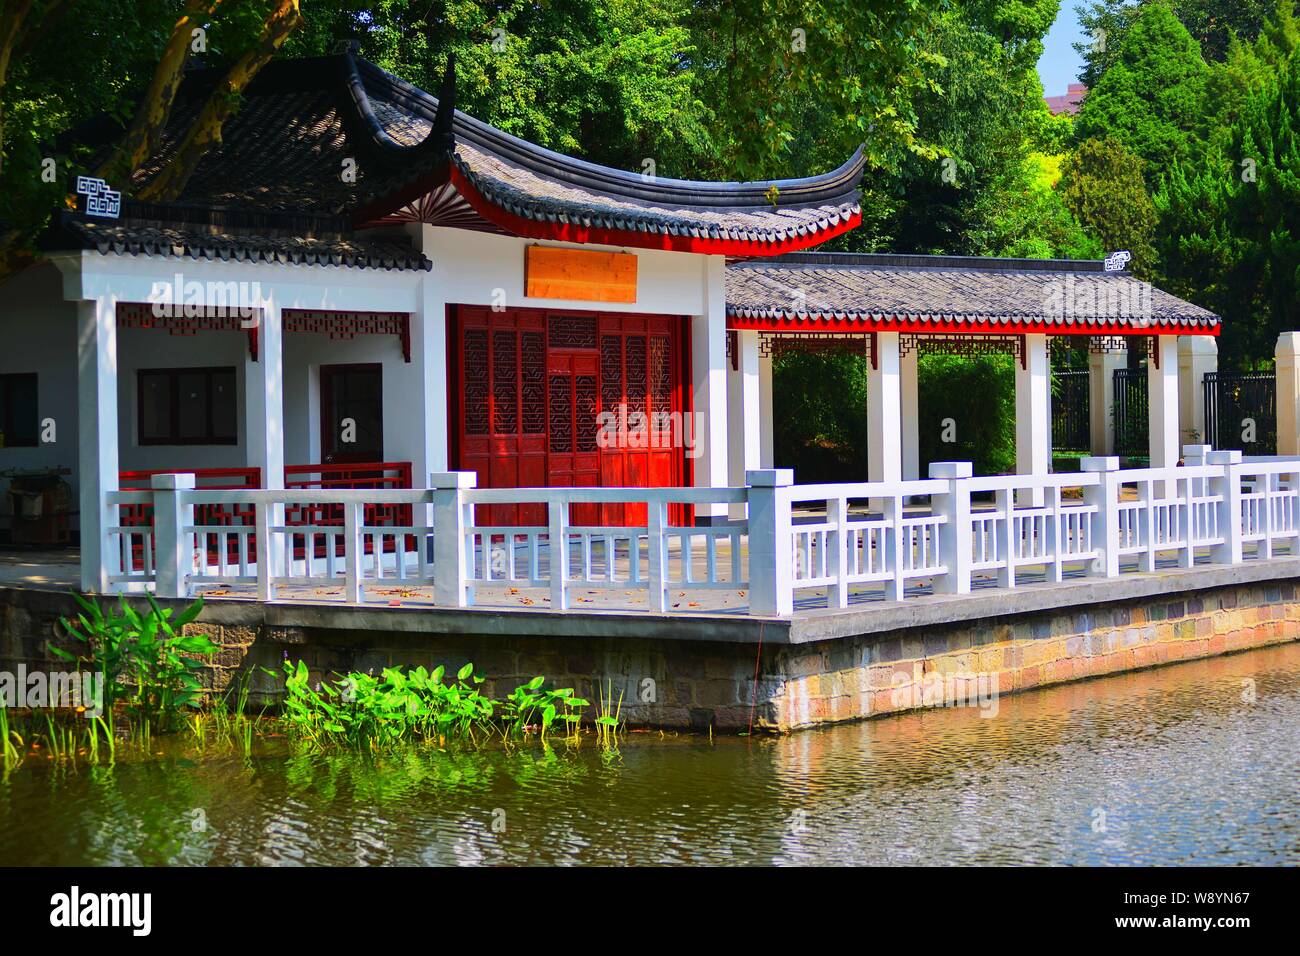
top-left (95, 0), bottom-right (222, 186)
top-left (137, 0), bottom-right (302, 203)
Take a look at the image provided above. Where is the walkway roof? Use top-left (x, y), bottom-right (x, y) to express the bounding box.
top-left (726, 252), bottom-right (1221, 336)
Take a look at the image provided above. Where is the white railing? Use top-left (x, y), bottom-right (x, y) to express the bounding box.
top-left (98, 446), bottom-right (1300, 617)
top-left (464, 486), bottom-right (748, 611)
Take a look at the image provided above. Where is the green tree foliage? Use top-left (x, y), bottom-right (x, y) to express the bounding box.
top-left (1073, 3), bottom-right (1210, 181)
top-left (1076, 0), bottom-right (1279, 86)
top-left (288, 0), bottom-right (946, 183)
top-left (1155, 49), bottom-right (1300, 365)
top-left (287, 0), bottom-right (714, 176)
top-left (918, 354), bottom-right (1017, 475)
top-left (0, 0), bottom-right (300, 265)
top-left (844, 0), bottom-right (1096, 259)
top-left (1058, 137), bottom-right (1158, 272)
top-left (771, 351), bottom-right (867, 483)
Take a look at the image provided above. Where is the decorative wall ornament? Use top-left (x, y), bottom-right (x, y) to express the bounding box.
top-left (1049, 334), bottom-right (1133, 357)
top-left (116, 302), bottom-right (260, 360)
top-left (757, 332), bottom-right (876, 369)
top-left (1104, 250), bottom-right (1132, 272)
top-left (899, 332), bottom-right (1026, 369)
top-left (75, 176), bottom-right (121, 219)
top-left (282, 309), bottom-right (412, 363)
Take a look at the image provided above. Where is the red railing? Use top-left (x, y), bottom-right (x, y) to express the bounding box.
top-left (119, 467), bottom-right (262, 531)
top-left (284, 461), bottom-right (413, 529)
top-left (117, 462), bottom-right (414, 569)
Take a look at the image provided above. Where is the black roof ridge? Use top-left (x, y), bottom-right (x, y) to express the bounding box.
top-left (742, 251), bottom-right (1126, 275)
top-left (345, 54), bottom-right (864, 210)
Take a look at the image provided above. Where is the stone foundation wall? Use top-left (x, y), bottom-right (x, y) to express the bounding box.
top-left (766, 583), bottom-right (1300, 731)
top-left (2, 580), bottom-right (1297, 733)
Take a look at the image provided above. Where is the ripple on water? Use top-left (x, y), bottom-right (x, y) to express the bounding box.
top-left (1, 643), bottom-right (1297, 865)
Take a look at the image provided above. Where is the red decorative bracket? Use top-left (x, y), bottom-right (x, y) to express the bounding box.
top-left (283, 309), bottom-right (413, 363)
top-left (116, 302), bottom-right (261, 361)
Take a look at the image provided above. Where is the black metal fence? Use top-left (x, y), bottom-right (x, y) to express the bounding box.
top-left (1052, 370), bottom-right (1090, 452)
top-left (1204, 371), bottom-right (1276, 454)
top-left (1113, 368), bottom-right (1149, 457)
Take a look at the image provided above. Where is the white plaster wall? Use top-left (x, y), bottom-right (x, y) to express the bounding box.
top-left (114, 326), bottom-right (248, 473)
top-left (280, 330), bottom-right (411, 468)
top-left (422, 228), bottom-right (711, 317)
top-left (0, 263), bottom-right (80, 503)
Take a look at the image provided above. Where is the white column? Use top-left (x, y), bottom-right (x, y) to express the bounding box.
top-left (1015, 333), bottom-right (1052, 505)
top-left (867, 331), bottom-right (903, 485)
top-left (420, 226), bottom-right (451, 473)
top-left (758, 346), bottom-right (774, 469)
top-left (246, 301), bottom-right (285, 583)
top-left (900, 347), bottom-right (919, 480)
top-left (1088, 344), bottom-right (1126, 455)
top-left (1148, 335), bottom-right (1181, 494)
top-left (692, 256), bottom-right (730, 521)
top-left (386, 274), bottom-right (444, 486)
top-left (727, 330), bottom-right (761, 519)
top-left (1178, 335), bottom-right (1217, 446)
top-left (76, 296), bottom-right (120, 592)
top-left (245, 302), bottom-right (284, 489)
top-left (1275, 333), bottom-right (1300, 457)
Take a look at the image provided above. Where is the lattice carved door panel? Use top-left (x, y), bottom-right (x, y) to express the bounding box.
top-left (455, 307), bottom-right (686, 528)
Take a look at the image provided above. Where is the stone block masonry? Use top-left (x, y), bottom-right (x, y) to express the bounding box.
top-left (1, 574), bottom-right (1297, 734)
top-left (763, 584), bottom-right (1298, 731)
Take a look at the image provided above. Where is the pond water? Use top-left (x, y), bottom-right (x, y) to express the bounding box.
top-left (2, 643), bottom-right (1297, 866)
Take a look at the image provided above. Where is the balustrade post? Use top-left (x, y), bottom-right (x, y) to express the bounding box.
top-left (255, 495), bottom-right (276, 601)
top-left (647, 499), bottom-right (669, 612)
top-left (885, 494), bottom-right (906, 602)
top-left (746, 469), bottom-right (794, 616)
top-left (1183, 443), bottom-right (1211, 498)
top-left (1180, 464), bottom-right (1196, 568)
top-left (150, 473), bottom-right (195, 599)
top-left (343, 500), bottom-right (363, 603)
top-left (1081, 456), bottom-right (1121, 578)
top-left (994, 488), bottom-right (1015, 589)
top-left (929, 462), bottom-right (972, 595)
top-left (1208, 450), bottom-right (1243, 565)
top-left (827, 495), bottom-right (849, 609)
top-left (547, 499), bottom-right (569, 611)
top-left (431, 472), bottom-right (476, 608)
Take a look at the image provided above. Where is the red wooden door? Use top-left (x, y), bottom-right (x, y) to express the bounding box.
top-left (597, 315), bottom-right (681, 525)
top-left (455, 309), bottom-right (547, 526)
top-left (453, 307), bottom-right (687, 526)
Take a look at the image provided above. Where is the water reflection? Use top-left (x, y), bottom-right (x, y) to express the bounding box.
top-left (2, 644), bottom-right (1297, 866)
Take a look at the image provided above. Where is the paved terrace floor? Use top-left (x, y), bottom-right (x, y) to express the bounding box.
top-left (5, 537), bottom-right (1297, 636)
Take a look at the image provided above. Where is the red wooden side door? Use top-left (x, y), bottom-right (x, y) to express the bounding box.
top-left (454, 309), bottom-right (547, 526)
top-left (452, 307), bottom-right (687, 526)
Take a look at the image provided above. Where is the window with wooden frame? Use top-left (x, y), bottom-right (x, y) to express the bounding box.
top-left (137, 367), bottom-right (238, 446)
top-left (0, 373), bottom-right (39, 448)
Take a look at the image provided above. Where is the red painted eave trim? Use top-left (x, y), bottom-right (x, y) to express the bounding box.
top-left (448, 164), bottom-right (860, 256)
top-left (724, 313), bottom-right (1221, 336)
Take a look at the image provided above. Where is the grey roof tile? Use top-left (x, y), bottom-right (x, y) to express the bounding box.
top-left (725, 253), bottom-right (1220, 332)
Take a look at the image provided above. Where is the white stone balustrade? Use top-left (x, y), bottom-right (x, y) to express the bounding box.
top-left (103, 454), bottom-right (1300, 617)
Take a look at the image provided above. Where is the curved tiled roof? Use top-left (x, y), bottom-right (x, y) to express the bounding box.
top-left (344, 55), bottom-right (864, 251)
top-left (63, 53), bottom-right (862, 257)
top-left (726, 252), bottom-right (1221, 335)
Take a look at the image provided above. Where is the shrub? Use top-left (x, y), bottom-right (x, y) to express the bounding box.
top-left (51, 594), bottom-right (216, 733)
